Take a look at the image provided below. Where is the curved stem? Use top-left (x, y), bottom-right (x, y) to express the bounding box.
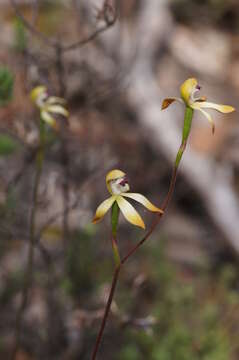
top-left (91, 265), bottom-right (121, 360)
top-left (11, 120), bottom-right (45, 360)
top-left (121, 165), bottom-right (178, 265)
top-left (121, 106), bottom-right (194, 264)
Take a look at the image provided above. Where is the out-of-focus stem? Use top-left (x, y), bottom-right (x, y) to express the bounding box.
top-left (55, 44), bottom-right (70, 250)
top-left (11, 119), bottom-right (45, 360)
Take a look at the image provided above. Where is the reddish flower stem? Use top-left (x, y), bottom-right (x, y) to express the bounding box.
top-left (91, 264), bottom-right (121, 360)
top-left (122, 165), bottom-right (178, 264)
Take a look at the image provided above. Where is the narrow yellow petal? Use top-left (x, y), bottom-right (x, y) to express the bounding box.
top-left (161, 97), bottom-right (183, 110)
top-left (92, 196), bottom-right (116, 224)
top-left (198, 108), bottom-right (215, 134)
top-left (122, 193), bottom-right (163, 214)
top-left (41, 110), bottom-right (57, 129)
top-left (47, 105), bottom-right (69, 117)
top-left (116, 196), bottom-right (145, 229)
top-left (46, 96), bottom-right (66, 105)
top-left (197, 101), bottom-right (235, 113)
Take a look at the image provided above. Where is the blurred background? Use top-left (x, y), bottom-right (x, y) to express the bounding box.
top-left (0, 0), bottom-right (239, 359)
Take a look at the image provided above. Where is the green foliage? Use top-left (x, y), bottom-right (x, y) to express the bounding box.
top-left (0, 134), bottom-right (20, 156)
top-left (63, 227), bottom-right (96, 299)
top-left (116, 242), bottom-right (234, 360)
top-left (118, 344), bottom-right (142, 360)
top-left (0, 67), bottom-right (14, 106)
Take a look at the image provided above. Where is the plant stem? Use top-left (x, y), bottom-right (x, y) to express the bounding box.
top-left (91, 106), bottom-right (194, 359)
top-left (11, 119), bottom-right (45, 360)
top-left (121, 166), bottom-right (177, 265)
top-left (91, 265), bottom-right (121, 360)
top-left (91, 202), bottom-right (120, 360)
top-left (122, 106), bottom-right (194, 264)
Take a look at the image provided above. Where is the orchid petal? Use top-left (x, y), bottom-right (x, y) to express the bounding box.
top-left (46, 96), bottom-right (66, 105)
top-left (161, 97), bottom-right (183, 110)
top-left (197, 108), bottom-right (215, 134)
top-left (92, 196), bottom-right (116, 224)
top-left (47, 105), bottom-right (69, 117)
top-left (122, 193), bottom-right (163, 214)
top-left (41, 110), bottom-right (57, 129)
top-left (116, 196), bottom-right (145, 229)
top-left (196, 101), bottom-right (235, 114)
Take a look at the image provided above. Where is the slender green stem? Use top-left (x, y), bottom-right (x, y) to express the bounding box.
top-left (11, 119), bottom-right (45, 360)
top-left (175, 106), bottom-right (193, 167)
top-left (111, 202), bottom-right (121, 266)
top-left (111, 201), bottom-right (119, 239)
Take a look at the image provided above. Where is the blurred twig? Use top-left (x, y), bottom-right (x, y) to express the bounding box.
top-left (10, 0), bottom-right (57, 48)
top-left (10, 0), bottom-right (119, 52)
top-left (11, 121), bottom-right (46, 360)
top-left (36, 163), bottom-right (116, 242)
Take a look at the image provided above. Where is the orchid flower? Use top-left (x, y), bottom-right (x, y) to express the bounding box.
top-left (30, 86), bottom-right (69, 129)
top-left (162, 78), bottom-right (235, 133)
top-left (93, 169), bottom-right (163, 229)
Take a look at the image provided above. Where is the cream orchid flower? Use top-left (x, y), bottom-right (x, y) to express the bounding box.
top-left (162, 78), bottom-right (235, 133)
top-left (30, 85), bottom-right (69, 129)
top-left (93, 169), bottom-right (163, 229)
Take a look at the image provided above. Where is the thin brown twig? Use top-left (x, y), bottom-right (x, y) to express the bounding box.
top-left (35, 165), bottom-right (114, 242)
top-left (10, 0), bottom-right (119, 52)
top-left (62, 22), bottom-right (116, 52)
top-left (11, 135), bottom-right (44, 360)
top-left (10, 0), bottom-right (57, 48)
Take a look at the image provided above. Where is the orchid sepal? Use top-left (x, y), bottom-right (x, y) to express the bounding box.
top-left (161, 97), bottom-right (183, 110)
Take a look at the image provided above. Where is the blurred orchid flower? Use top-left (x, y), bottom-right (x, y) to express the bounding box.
top-left (162, 78), bottom-right (235, 133)
top-left (93, 169), bottom-right (163, 229)
top-left (30, 86), bottom-right (69, 129)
